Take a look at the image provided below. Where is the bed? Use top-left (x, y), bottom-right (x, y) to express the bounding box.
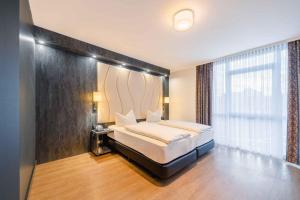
top-left (106, 121), bottom-right (214, 179)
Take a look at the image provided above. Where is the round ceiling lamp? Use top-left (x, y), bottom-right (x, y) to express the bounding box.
top-left (173, 9), bottom-right (194, 31)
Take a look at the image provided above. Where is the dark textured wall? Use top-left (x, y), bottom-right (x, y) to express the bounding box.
top-left (19, 0), bottom-right (36, 199)
top-left (0, 0), bottom-right (20, 199)
top-left (34, 26), bottom-right (169, 164)
top-left (36, 45), bottom-right (97, 164)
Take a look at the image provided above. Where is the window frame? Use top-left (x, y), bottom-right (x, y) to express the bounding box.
top-left (214, 48), bottom-right (285, 121)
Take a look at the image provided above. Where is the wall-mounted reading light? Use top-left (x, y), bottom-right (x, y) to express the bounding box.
top-left (93, 92), bottom-right (102, 112)
top-left (164, 97), bottom-right (169, 104)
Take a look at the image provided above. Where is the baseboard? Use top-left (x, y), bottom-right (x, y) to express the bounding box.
top-left (25, 160), bottom-right (37, 200)
top-left (285, 161), bottom-right (300, 169)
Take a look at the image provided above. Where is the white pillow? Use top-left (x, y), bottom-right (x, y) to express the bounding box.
top-left (115, 110), bottom-right (137, 126)
top-left (146, 110), bottom-right (162, 123)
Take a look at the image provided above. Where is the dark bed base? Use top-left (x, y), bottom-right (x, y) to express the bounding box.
top-left (107, 138), bottom-right (215, 179)
top-left (197, 140), bottom-right (215, 158)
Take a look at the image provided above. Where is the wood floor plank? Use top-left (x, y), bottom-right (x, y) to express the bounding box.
top-left (29, 146), bottom-right (300, 200)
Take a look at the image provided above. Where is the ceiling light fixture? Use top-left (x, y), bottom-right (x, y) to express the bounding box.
top-left (122, 63), bottom-right (126, 66)
top-left (173, 9), bottom-right (194, 31)
top-left (92, 54), bottom-right (97, 58)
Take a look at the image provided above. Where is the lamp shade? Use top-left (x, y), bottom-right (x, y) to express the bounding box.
top-left (173, 9), bottom-right (194, 31)
top-left (93, 92), bottom-right (102, 102)
top-left (164, 97), bottom-right (169, 104)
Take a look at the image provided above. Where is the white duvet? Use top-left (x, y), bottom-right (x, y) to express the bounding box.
top-left (124, 122), bottom-right (191, 144)
top-left (159, 120), bottom-right (211, 133)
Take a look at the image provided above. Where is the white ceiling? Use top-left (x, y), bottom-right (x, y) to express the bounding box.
top-left (29, 0), bottom-right (300, 71)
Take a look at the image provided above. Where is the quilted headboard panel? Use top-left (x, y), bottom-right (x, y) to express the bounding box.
top-left (97, 62), bottom-right (163, 123)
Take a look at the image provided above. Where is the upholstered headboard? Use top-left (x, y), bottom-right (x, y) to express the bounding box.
top-left (97, 62), bottom-right (163, 123)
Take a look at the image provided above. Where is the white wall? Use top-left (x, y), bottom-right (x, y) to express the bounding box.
top-left (169, 68), bottom-right (196, 122)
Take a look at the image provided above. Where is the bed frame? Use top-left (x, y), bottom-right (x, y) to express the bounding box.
top-left (107, 137), bottom-right (215, 179)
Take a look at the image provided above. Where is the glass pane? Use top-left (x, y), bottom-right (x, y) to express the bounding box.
top-left (230, 69), bottom-right (272, 115)
top-left (212, 43), bottom-right (288, 159)
top-left (229, 52), bottom-right (275, 71)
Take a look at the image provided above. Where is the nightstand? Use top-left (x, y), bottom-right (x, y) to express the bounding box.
top-left (90, 129), bottom-right (113, 156)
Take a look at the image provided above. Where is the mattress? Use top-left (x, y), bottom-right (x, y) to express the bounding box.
top-left (108, 124), bottom-right (213, 164)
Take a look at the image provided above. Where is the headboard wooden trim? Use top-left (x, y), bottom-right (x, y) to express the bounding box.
top-left (33, 26), bottom-right (170, 76)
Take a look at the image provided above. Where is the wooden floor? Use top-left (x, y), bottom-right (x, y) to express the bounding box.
top-left (29, 146), bottom-right (300, 200)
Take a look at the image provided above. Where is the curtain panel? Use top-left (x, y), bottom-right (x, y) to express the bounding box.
top-left (212, 43), bottom-right (288, 159)
top-left (196, 63), bottom-right (213, 125)
top-left (287, 40), bottom-right (300, 165)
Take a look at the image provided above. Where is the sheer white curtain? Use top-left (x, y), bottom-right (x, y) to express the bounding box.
top-left (212, 43), bottom-right (288, 159)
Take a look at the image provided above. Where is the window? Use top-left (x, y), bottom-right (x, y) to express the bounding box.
top-left (212, 44), bottom-right (288, 159)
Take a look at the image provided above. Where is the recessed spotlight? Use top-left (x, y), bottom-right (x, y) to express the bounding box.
top-left (92, 54), bottom-right (97, 58)
top-left (174, 9), bottom-right (194, 31)
top-left (20, 34), bottom-right (34, 42)
top-left (38, 39), bottom-right (45, 44)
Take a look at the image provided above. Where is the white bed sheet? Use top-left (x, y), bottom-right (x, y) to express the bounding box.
top-left (108, 124), bottom-right (213, 164)
top-left (125, 122), bottom-right (191, 144)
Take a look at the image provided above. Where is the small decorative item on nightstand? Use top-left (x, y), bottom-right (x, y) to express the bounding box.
top-left (90, 128), bottom-right (113, 156)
